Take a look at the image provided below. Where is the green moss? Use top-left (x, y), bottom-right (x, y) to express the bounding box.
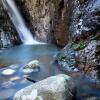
top-left (79, 40), bottom-right (85, 49)
top-left (72, 40), bottom-right (85, 50)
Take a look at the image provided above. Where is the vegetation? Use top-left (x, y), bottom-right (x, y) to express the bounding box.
top-left (72, 40), bottom-right (86, 50)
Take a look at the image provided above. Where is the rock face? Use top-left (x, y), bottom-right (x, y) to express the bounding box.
top-left (56, 0), bottom-right (100, 81)
top-left (16, 0), bottom-right (100, 47)
top-left (57, 44), bottom-right (78, 72)
top-left (70, 0), bottom-right (100, 39)
top-left (0, 4), bottom-right (21, 49)
top-left (14, 74), bottom-right (75, 100)
top-left (16, 0), bottom-right (73, 46)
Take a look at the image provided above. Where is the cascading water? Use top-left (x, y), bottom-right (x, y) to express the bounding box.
top-left (1, 0), bottom-right (45, 45)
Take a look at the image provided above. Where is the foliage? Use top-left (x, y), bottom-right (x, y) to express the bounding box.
top-left (72, 40), bottom-right (86, 50)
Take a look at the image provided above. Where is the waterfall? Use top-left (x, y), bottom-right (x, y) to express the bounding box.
top-left (1, 0), bottom-right (45, 45)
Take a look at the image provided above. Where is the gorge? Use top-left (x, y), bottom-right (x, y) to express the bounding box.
top-left (0, 0), bottom-right (100, 100)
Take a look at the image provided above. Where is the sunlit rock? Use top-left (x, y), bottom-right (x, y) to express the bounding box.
top-left (14, 74), bottom-right (75, 100)
top-left (23, 60), bottom-right (40, 73)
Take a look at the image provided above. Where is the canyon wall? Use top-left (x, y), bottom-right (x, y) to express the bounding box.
top-left (0, 4), bottom-right (21, 49)
top-left (16, 0), bottom-right (73, 47)
top-left (56, 0), bottom-right (100, 80)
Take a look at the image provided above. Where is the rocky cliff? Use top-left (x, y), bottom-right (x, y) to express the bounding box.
top-left (16, 0), bottom-right (73, 47)
top-left (0, 4), bottom-right (21, 49)
top-left (56, 0), bottom-right (100, 81)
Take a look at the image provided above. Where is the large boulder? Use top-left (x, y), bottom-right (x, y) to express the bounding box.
top-left (14, 74), bottom-right (75, 100)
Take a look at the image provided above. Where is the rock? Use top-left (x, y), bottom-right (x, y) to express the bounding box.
top-left (76, 40), bottom-right (100, 81)
top-left (0, 5), bottom-right (21, 48)
top-left (56, 44), bottom-right (78, 72)
top-left (14, 74), bottom-right (75, 100)
top-left (23, 60), bottom-right (40, 73)
top-left (16, 0), bottom-right (72, 46)
top-left (70, 0), bottom-right (100, 39)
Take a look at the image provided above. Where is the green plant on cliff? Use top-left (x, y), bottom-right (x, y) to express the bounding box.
top-left (72, 40), bottom-right (86, 50)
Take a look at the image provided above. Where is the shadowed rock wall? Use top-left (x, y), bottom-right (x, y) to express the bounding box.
top-left (0, 4), bottom-right (21, 49)
top-left (16, 0), bottom-right (73, 47)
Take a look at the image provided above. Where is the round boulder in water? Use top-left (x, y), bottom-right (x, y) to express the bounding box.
top-left (14, 74), bottom-right (75, 100)
top-left (23, 60), bottom-right (40, 73)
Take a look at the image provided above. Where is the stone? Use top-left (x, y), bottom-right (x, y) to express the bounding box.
top-left (56, 44), bottom-right (78, 72)
top-left (75, 40), bottom-right (100, 81)
top-left (23, 60), bottom-right (40, 73)
top-left (14, 74), bottom-right (75, 100)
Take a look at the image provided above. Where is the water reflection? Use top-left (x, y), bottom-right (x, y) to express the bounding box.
top-left (0, 44), bottom-right (60, 66)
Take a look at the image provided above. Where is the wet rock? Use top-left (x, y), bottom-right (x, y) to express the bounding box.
top-left (14, 74), bottom-right (75, 100)
top-left (56, 44), bottom-right (78, 72)
top-left (23, 60), bottom-right (40, 73)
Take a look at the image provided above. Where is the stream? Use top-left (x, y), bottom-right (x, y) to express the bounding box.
top-left (0, 44), bottom-right (100, 100)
